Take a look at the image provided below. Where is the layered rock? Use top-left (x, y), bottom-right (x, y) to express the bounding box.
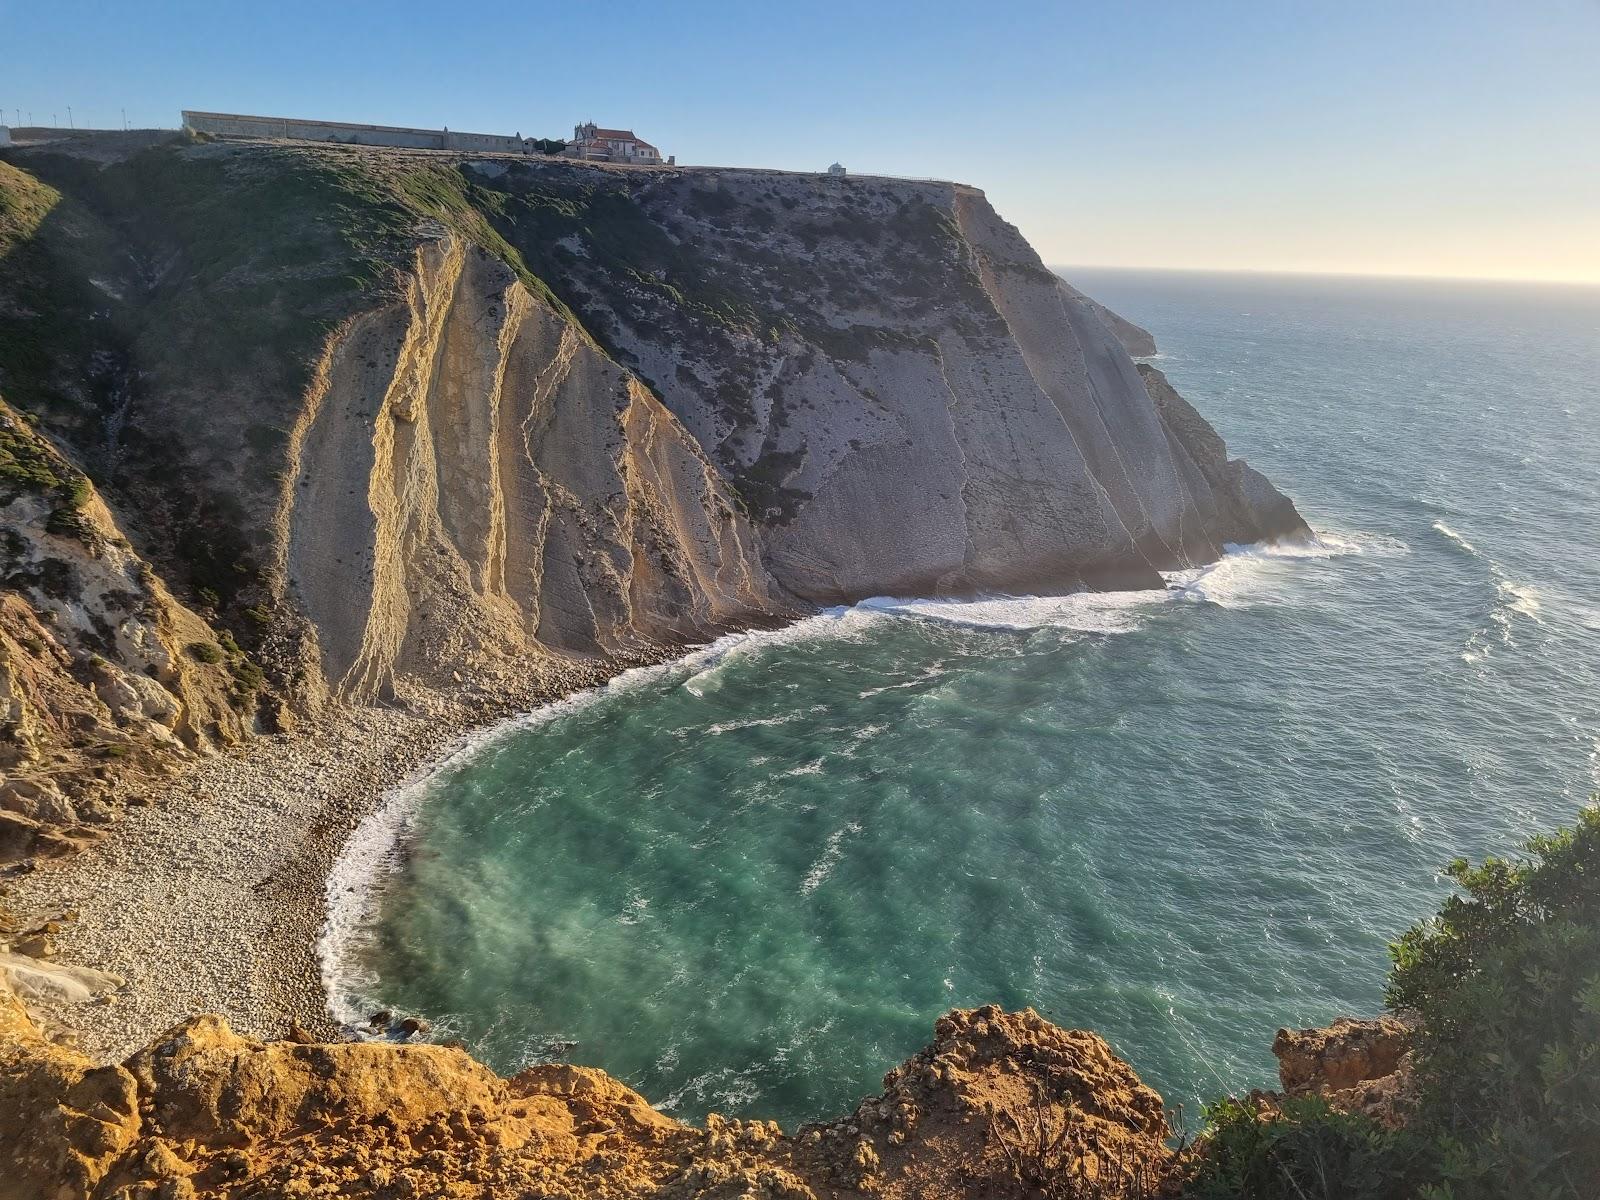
top-left (0, 996), bottom-right (1174, 1200)
top-left (284, 237), bottom-right (786, 705)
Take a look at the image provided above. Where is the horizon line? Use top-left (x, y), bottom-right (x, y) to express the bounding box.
top-left (1050, 263), bottom-right (1600, 290)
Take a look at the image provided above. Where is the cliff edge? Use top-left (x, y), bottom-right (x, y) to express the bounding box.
top-left (0, 138), bottom-right (1306, 828)
top-left (0, 995), bottom-right (1175, 1200)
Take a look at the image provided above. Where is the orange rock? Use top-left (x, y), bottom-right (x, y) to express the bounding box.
top-left (0, 1000), bottom-right (1180, 1199)
top-left (1272, 1014), bottom-right (1418, 1127)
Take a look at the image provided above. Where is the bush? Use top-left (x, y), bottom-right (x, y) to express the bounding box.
top-left (1183, 1097), bottom-right (1433, 1200)
top-left (1181, 806), bottom-right (1600, 1200)
top-left (186, 641), bottom-right (224, 664)
top-left (1386, 806), bottom-right (1600, 1198)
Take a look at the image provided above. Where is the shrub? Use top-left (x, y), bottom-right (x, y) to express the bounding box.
top-left (1181, 806), bottom-right (1600, 1200)
top-left (229, 656), bottom-right (264, 694)
top-left (1386, 805), bottom-right (1600, 1198)
top-left (186, 641), bottom-right (224, 664)
top-left (1183, 1097), bottom-right (1433, 1200)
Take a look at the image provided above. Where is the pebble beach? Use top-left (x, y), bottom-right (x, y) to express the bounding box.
top-left (3, 660), bottom-right (637, 1061)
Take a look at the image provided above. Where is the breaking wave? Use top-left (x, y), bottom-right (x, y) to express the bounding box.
top-left (1428, 521), bottom-right (1546, 661)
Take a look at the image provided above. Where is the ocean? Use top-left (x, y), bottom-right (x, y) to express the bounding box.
top-left (322, 269), bottom-right (1600, 1128)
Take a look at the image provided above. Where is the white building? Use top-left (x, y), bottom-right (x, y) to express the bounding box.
top-left (0, 127), bottom-right (11, 147)
top-left (827, 162), bottom-right (846, 176)
top-left (564, 122), bottom-right (662, 164)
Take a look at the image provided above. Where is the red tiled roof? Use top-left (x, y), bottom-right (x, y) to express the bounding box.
top-left (573, 126), bottom-right (660, 155)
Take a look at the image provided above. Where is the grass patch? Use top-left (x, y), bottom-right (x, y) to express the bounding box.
top-left (0, 159), bottom-right (60, 258)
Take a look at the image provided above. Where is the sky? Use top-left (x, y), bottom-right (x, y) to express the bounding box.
top-left (7, 0), bottom-right (1599, 284)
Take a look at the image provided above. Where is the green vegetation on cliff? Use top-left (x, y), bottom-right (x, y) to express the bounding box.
top-left (1388, 806), bottom-right (1600, 1197)
top-left (1184, 805), bottom-right (1600, 1200)
top-left (0, 159), bottom-right (58, 255)
top-left (0, 398), bottom-right (94, 543)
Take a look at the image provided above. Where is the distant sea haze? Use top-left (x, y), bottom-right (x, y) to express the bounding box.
top-left (323, 270), bottom-right (1600, 1126)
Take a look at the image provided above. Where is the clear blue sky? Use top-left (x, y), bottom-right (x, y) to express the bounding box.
top-left (8, 0), bottom-right (1598, 282)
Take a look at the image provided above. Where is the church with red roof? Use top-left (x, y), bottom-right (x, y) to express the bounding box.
top-left (564, 122), bottom-right (664, 164)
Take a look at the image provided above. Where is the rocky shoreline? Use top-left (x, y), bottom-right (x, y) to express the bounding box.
top-left (1, 653), bottom-right (674, 1062)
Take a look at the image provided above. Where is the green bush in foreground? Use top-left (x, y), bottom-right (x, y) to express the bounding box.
top-left (1183, 1097), bottom-right (1434, 1200)
top-left (1388, 805), bottom-right (1600, 1199)
top-left (1183, 805), bottom-right (1600, 1200)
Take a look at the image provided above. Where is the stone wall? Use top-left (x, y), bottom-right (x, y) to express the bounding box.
top-left (180, 110), bottom-right (530, 154)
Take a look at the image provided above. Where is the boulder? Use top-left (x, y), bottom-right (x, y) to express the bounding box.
top-left (0, 952), bottom-right (123, 1005)
top-left (1272, 1015), bottom-right (1417, 1126)
top-left (0, 778), bottom-right (76, 826)
top-left (93, 668), bottom-right (180, 730)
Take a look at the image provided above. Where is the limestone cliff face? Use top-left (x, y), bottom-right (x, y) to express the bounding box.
top-left (460, 160), bottom-right (1308, 601)
top-left (1058, 280), bottom-right (1158, 357)
top-left (282, 236), bottom-right (784, 705)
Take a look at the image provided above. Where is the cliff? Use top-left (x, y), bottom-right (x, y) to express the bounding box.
top-left (0, 392), bottom-right (247, 853)
top-left (0, 993), bottom-right (1176, 1200)
top-left (0, 971), bottom-right (1422, 1200)
top-left (0, 134), bottom-right (1305, 842)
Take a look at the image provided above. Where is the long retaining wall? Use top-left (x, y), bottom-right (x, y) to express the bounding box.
top-left (181, 110), bottom-right (530, 154)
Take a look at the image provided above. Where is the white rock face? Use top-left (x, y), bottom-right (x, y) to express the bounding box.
top-left (448, 163), bottom-right (1307, 603)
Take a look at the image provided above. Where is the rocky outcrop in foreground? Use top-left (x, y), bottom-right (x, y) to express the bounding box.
top-left (1270, 1014), bottom-right (1417, 1127)
top-left (0, 996), bottom-right (1175, 1200)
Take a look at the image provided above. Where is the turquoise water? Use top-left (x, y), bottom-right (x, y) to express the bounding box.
top-left (327, 271), bottom-right (1600, 1127)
